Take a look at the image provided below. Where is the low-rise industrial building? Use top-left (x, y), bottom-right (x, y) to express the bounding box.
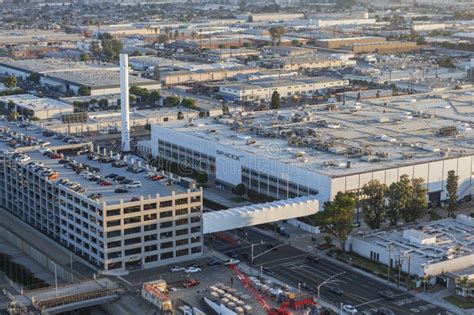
top-left (263, 56), bottom-right (356, 71)
top-left (341, 41), bottom-right (419, 54)
top-left (0, 94), bottom-right (73, 120)
top-left (0, 58), bottom-right (161, 96)
top-left (141, 88), bottom-right (474, 204)
top-left (35, 107), bottom-right (200, 134)
top-left (162, 67), bottom-right (259, 86)
top-left (235, 13), bottom-right (304, 22)
top-left (347, 215), bottom-right (474, 280)
top-left (315, 37), bottom-right (386, 49)
top-left (218, 76), bottom-right (347, 102)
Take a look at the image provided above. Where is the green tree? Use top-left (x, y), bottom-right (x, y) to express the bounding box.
top-left (234, 183), bottom-right (247, 196)
top-left (314, 192), bottom-right (356, 252)
top-left (27, 73), bottom-right (40, 84)
top-left (269, 26), bottom-right (286, 46)
top-left (446, 170), bottom-right (458, 218)
top-left (80, 53), bottom-right (90, 62)
top-left (270, 91), bottom-right (280, 109)
top-left (148, 91), bottom-right (160, 104)
top-left (401, 177), bottom-right (428, 222)
top-left (181, 98), bottom-right (197, 109)
top-left (177, 111), bottom-right (184, 120)
top-left (78, 86), bottom-right (91, 96)
top-left (101, 34), bottom-right (123, 61)
top-left (3, 76), bottom-right (17, 88)
top-left (166, 95), bottom-right (180, 107)
top-left (386, 180), bottom-right (409, 225)
top-left (90, 41), bottom-right (102, 56)
top-left (361, 180), bottom-right (388, 229)
top-left (196, 172), bottom-right (208, 184)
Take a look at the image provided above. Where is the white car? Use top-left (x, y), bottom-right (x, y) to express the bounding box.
top-left (343, 304), bottom-right (358, 314)
top-left (185, 266), bottom-right (202, 273)
top-left (170, 266), bottom-right (185, 273)
top-left (126, 181), bottom-right (142, 188)
top-left (224, 259), bottom-right (240, 266)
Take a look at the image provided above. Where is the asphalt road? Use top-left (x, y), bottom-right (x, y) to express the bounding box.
top-left (206, 228), bottom-right (453, 315)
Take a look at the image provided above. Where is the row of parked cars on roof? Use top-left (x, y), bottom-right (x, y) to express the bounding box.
top-left (0, 127), bottom-right (50, 148)
top-left (14, 122), bottom-right (81, 145)
top-left (88, 153), bottom-right (146, 172)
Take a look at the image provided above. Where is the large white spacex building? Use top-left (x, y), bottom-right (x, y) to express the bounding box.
top-left (140, 90), bottom-right (474, 204)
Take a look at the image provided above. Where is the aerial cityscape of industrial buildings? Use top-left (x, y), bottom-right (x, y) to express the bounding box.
top-left (0, 0), bottom-right (473, 314)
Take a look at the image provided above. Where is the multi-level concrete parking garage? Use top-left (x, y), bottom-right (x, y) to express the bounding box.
top-left (0, 120), bottom-right (318, 273)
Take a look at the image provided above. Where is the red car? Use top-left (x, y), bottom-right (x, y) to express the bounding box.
top-left (151, 175), bottom-right (163, 181)
top-left (99, 181), bottom-right (112, 186)
top-left (50, 153), bottom-right (62, 159)
top-left (182, 279), bottom-right (200, 288)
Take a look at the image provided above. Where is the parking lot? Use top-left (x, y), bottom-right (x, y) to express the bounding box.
top-left (207, 228), bottom-right (454, 315)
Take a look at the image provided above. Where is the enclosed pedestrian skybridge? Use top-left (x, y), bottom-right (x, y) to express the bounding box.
top-left (202, 196), bottom-right (319, 234)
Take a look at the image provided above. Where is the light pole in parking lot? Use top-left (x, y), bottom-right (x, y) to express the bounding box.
top-left (316, 271), bottom-right (345, 301)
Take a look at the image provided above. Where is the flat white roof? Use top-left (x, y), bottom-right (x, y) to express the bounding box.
top-left (0, 94), bottom-right (72, 111)
top-left (157, 88), bottom-right (474, 177)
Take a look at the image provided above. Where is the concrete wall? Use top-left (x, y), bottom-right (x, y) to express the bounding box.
top-left (0, 226), bottom-right (72, 282)
top-left (330, 155), bottom-right (473, 200)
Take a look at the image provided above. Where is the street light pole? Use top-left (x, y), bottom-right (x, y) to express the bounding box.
top-left (316, 271), bottom-right (345, 301)
top-left (340, 302), bottom-right (343, 315)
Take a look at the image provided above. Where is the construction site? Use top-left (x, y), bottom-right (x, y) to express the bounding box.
top-left (137, 259), bottom-right (320, 315)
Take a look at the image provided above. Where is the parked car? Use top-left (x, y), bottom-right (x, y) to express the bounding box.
top-left (185, 266), bottom-right (202, 273)
top-left (115, 188), bottom-right (129, 193)
top-left (342, 305), bottom-right (358, 314)
top-left (112, 160), bottom-right (127, 168)
top-left (126, 181), bottom-right (142, 188)
top-left (207, 260), bottom-right (222, 266)
top-left (182, 279), bottom-right (200, 288)
top-left (170, 266), bottom-right (185, 273)
top-left (99, 181), bottom-right (112, 186)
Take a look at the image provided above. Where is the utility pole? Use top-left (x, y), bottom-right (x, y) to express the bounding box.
top-left (387, 245), bottom-right (391, 283)
top-left (406, 254), bottom-right (412, 291)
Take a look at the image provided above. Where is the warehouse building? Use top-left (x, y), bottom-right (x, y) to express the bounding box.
top-left (140, 89), bottom-right (474, 204)
top-left (0, 121), bottom-right (203, 272)
top-left (262, 56), bottom-right (356, 71)
top-left (347, 215), bottom-right (474, 280)
top-left (315, 36), bottom-right (386, 49)
top-left (341, 41), bottom-right (419, 54)
top-left (0, 94), bottom-right (73, 120)
top-left (218, 76), bottom-right (347, 102)
top-left (0, 58), bottom-right (161, 96)
top-left (161, 67), bottom-right (259, 86)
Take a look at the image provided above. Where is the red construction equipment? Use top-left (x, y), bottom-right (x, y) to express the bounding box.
top-left (228, 264), bottom-right (292, 315)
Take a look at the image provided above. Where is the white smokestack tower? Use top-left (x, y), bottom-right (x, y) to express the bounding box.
top-left (120, 53), bottom-right (131, 153)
